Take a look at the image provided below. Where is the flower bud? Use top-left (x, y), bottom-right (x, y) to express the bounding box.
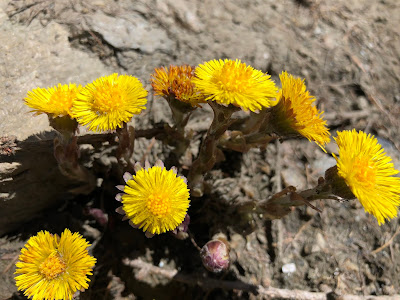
top-left (171, 214), bottom-right (190, 240)
top-left (200, 237), bottom-right (230, 273)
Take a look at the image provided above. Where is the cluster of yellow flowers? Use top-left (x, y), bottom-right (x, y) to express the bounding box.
top-left (25, 74), bottom-right (148, 132)
top-left (17, 58), bottom-right (400, 299)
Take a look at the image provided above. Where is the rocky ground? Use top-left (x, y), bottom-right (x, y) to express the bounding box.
top-left (1, 0), bottom-right (400, 299)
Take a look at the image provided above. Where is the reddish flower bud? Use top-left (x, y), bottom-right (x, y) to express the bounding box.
top-left (171, 214), bottom-right (190, 240)
top-left (87, 208), bottom-right (108, 227)
top-left (200, 237), bottom-right (230, 273)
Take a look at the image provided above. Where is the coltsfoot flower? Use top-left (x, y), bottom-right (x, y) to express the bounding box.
top-left (271, 71), bottom-right (330, 149)
top-left (72, 73), bottom-right (147, 132)
top-left (15, 229), bottom-right (96, 300)
top-left (115, 160), bottom-right (190, 236)
top-left (333, 130), bottom-right (400, 225)
top-left (151, 65), bottom-right (205, 107)
top-left (25, 83), bottom-right (82, 118)
top-left (193, 59), bottom-right (277, 112)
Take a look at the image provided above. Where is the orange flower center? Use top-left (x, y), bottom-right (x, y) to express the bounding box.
top-left (147, 192), bottom-right (171, 217)
top-left (171, 72), bottom-right (195, 98)
top-left (92, 83), bottom-right (123, 113)
top-left (39, 254), bottom-right (66, 280)
top-left (212, 61), bottom-right (253, 93)
top-left (353, 157), bottom-right (376, 187)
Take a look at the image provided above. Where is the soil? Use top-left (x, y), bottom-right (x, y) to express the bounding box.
top-left (1, 0), bottom-right (400, 299)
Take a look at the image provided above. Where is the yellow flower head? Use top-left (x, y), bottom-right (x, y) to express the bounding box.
top-left (15, 229), bottom-right (96, 300)
top-left (273, 71), bottom-right (330, 149)
top-left (333, 130), bottom-right (400, 225)
top-left (116, 160), bottom-right (190, 236)
top-left (192, 59), bottom-right (278, 112)
top-left (151, 65), bottom-right (205, 107)
top-left (72, 73), bottom-right (147, 132)
top-left (25, 83), bottom-right (82, 118)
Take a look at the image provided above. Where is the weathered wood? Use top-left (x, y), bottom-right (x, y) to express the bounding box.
top-left (0, 134), bottom-right (90, 236)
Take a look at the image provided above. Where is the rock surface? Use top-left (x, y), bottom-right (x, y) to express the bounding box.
top-left (0, 5), bottom-right (111, 140)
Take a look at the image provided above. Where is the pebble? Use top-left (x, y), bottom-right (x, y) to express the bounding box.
top-left (310, 156), bottom-right (336, 178)
top-left (281, 168), bottom-right (306, 190)
top-left (282, 263), bottom-right (296, 274)
top-left (311, 232), bottom-right (327, 253)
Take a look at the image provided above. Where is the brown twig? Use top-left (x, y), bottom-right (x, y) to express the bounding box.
top-left (283, 218), bottom-right (314, 254)
top-left (274, 140), bottom-right (283, 193)
top-left (323, 110), bottom-right (371, 121)
top-left (140, 137), bottom-right (157, 165)
top-left (371, 226), bottom-right (400, 255)
top-left (123, 258), bottom-right (399, 300)
top-left (0, 126), bottom-right (168, 160)
top-left (1, 254), bottom-right (19, 274)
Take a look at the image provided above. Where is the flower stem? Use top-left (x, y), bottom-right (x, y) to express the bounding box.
top-left (254, 178), bottom-right (346, 220)
top-left (162, 96), bottom-right (195, 164)
top-left (188, 102), bottom-right (239, 197)
top-left (53, 135), bottom-right (96, 194)
top-left (116, 123), bottom-right (135, 170)
top-left (218, 109), bottom-right (277, 152)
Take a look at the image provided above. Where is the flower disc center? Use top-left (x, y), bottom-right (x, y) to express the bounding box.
top-left (354, 157), bottom-right (376, 187)
top-left (213, 61), bottom-right (252, 93)
top-left (50, 89), bottom-right (74, 112)
top-left (39, 254), bottom-right (66, 280)
top-left (92, 84), bottom-right (123, 113)
top-left (147, 192), bottom-right (171, 217)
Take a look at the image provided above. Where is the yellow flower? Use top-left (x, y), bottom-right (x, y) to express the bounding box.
top-left (15, 229), bottom-right (96, 300)
top-left (116, 160), bottom-right (190, 236)
top-left (192, 59), bottom-right (277, 112)
top-left (72, 73), bottom-right (147, 132)
top-left (151, 65), bottom-right (205, 107)
top-left (333, 130), bottom-right (400, 225)
top-left (25, 83), bottom-right (82, 118)
top-left (272, 71), bottom-right (330, 149)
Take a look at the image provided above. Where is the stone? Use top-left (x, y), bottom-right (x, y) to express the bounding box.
top-left (281, 168), bottom-right (307, 190)
top-left (86, 11), bottom-right (174, 54)
top-left (0, 13), bottom-right (111, 140)
top-left (282, 263), bottom-right (296, 274)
